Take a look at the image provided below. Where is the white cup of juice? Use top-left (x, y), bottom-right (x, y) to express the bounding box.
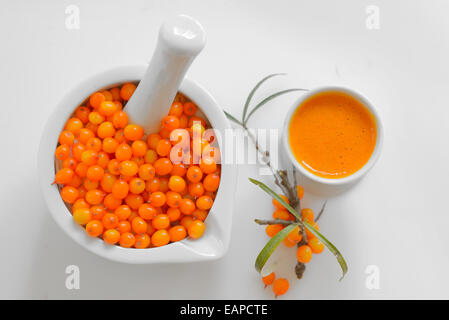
top-left (282, 86), bottom-right (383, 196)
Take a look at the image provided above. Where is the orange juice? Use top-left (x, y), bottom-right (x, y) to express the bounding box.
top-left (288, 91), bottom-right (377, 179)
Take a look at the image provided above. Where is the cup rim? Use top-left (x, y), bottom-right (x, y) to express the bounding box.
top-left (37, 65), bottom-right (237, 263)
top-left (282, 86), bottom-right (383, 186)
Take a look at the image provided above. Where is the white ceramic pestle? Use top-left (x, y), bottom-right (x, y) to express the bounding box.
top-left (124, 15), bottom-right (206, 133)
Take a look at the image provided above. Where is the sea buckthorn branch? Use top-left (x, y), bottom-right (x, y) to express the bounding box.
top-left (225, 74), bottom-right (348, 283)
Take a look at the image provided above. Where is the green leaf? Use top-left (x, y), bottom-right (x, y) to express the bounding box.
top-left (248, 178), bottom-right (301, 221)
top-left (242, 73), bottom-right (286, 123)
top-left (303, 220), bottom-right (348, 280)
top-left (244, 88), bottom-right (307, 124)
top-left (249, 177), bottom-right (348, 280)
top-left (255, 223), bottom-right (298, 273)
top-left (223, 110), bottom-right (243, 127)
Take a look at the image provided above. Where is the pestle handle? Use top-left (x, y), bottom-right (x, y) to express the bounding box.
top-left (125, 15), bottom-right (206, 133)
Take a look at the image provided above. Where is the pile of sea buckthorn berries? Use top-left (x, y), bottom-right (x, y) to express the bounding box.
top-left (262, 186), bottom-right (324, 296)
top-left (53, 83), bottom-right (220, 249)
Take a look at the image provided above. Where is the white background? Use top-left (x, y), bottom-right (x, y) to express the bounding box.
top-left (1, 0), bottom-right (448, 299)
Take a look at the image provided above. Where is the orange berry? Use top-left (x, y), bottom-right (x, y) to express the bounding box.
top-left (159, 127), bottom-right (170, 139)
top-left (75, 106), bottom-right (90, 124)
top-left (129, 177), bottom-right (145, 194)
top-left (58, 130), bottom-right (75, 146)
top-left (102, 137), bottom-right (119, 153)
top-left (272, 194), bottom-right (289, 210)
top-left (86, 165), bottom-right (104, 181)
top-left (103, 193), bottom-right (122, 210)
top-left (115, 129), bottom-right (126, 143)
top-left (124, 124), bottom-right (144, 141)
top-left (196, 195), bottom-right (213, 210)
top-left (125, 193), bottom-right (144, 210)
top-left (301, 208), bottom-right (314, 222)
top-left (166, 191), bottom-right (182, 208)
top-left (88, 111), bottom-right (105, 125)
top-left (203, 173), bottom-right (220, 192)
top-left (66, 174), bottom-right (82, 188)
top-left (97, 121), bottom-right (115, 139)
top-left (115, 143), bottom-right (132, 161)
top-left (112, 111), bottom-right (128, 129)
top-left (149, 191), bottom-right (166, 207)
top-left (132, 216), bottom-right (148, 234)
top-left (73, 208), bottom-right (92, 225)
top-left (103, 229), bottom-right (120, 244)
top-left (273, 278), bottom-right (289, 297)
top-left (72, 143), bottom-right (86, 162)
top-left (54, 168), bottom-right (74, 184)
top-left (90, 205), bottom-right (106, 220)
top-left (192, 209), bottom-right (208, 221)
top-left (97, 152), bottom-right (110, 168)
top-left (265, 224), bottom-right (284, 237)
top-left (83, 179), bottom-right (99, 191)
top-left (115, 204), bottom-right (132, 221)
top-left (283, 237), bottom-right (297, 247)
top-left (144, 149), bottom-right (158, 164)
top-left (120, 83), bottom-right (136, 101)
top-left (60, 186), bottom-right (79, 204)
top-left (262, 272), bottom-right (275, 286)
top-left (73, 198), bottom-right (90, 211)
top-left (159, 177), bottom-right (169, 192)
top-left (86, 137), bottom-right (102, 152)
top-left (98, 100), bottom-right (118, 117)
top-left (89, 92), bottom-right (106, 109)
top-left (169, 102), bottom-right (183, 117)
top-left (138, 203), bottom-right (157, 220)
top-left (81, 150), bottom-right (98, 166)
top-left (119, 160), bottom-right (138, 177)
top-left (187, 220), bottom-right (205, 239)
top-left (119, 232), bottom-right (136, 248)
top-left (138, 164), bottom-right (155, 180)
top-left (297, 185), bottom-right (304, 200)
top-left (180, 198), bottom-right (195, 215)
top-left (188, 182), bottom-right (204, 198)
top-left (86, 220), bottom-right (104, 237)
top-left (183, 102), bottom-right (197, 116)
top-left (162, 115), bottom-right (180, 131)
top-left (168, 175), bottom-right (186, 193)
top-left (110, 87), bottom-right (121, 101)
top-left (186, 166), bottom-right (203, 183)
top-left (134, 233), bottom-right (151, 248)
top-left (305, 220), bottom-right (319, 239)
top-left (107, 159), bottom-right (120, 175)
top-left (146, 177), bottom-right (161, 192)
top-left (55, 144), bottom-right (70, 160)
top-left (167, 207), bottom-right (181, 222)
top-left (102, 213), bottom-right (119, 229)
top-left (297, 245), bottom-right (313, 263)
top-left (112, 179), bottom-right (129, 199)
top-left (154, 157), bottom-right (173, 176)
top-left (169, 225), bottom-right (187, 242)
top-left (85, 189), bottom-right (104, 205)
top-left (287, 226), bottom-right (303, 243)
top-left (65, 117), bottom-right (83, 135)
top-left (273, 209), bottom-right (293, 221)
top-left (77, 128), bottom-right (95, 144)
top-left (117, 220), bottom-right (131, 233)
top-left (74, 162), bottom-right (88, 178)
top-left (156, 139), bottom-right (171, 157)
top-left (308, 237), bottom-right (325, 254)
top-left (180, 216), bottom-right (194, 229)
top-left (147, 133), bottom-right (161, 150)
top-left (179, 114), bottom-right (188, 128)
top-left (152, 214), bottom-right (170, 230)
top-left (131, 140), bottom-right (147, 157)
top-left (151, 229), bottom-right (170, 247)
